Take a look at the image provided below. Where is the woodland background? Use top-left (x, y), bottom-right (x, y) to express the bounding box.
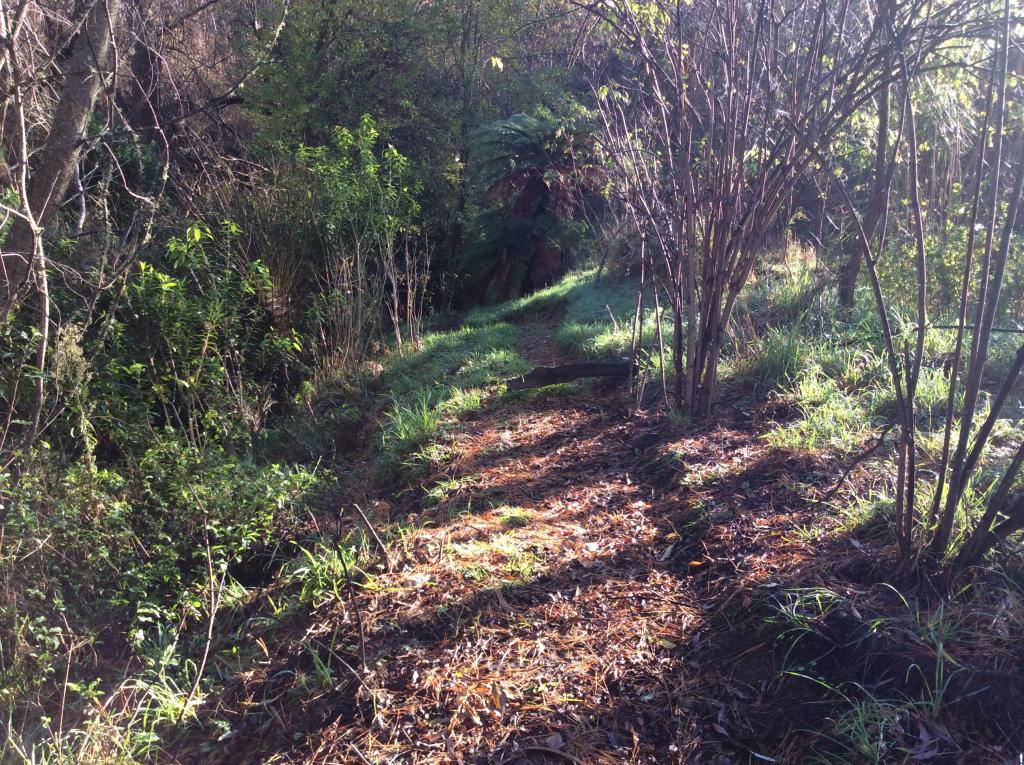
top-left (1, 1), bottom-right (1023, 762)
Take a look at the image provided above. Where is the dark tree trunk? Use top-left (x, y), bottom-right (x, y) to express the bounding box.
top-left (0, 0), bottom-right (123, 318)
top-left (837, 239), bottom-right (862, 309)
top-left (838, 18), bottom-right (892, 312)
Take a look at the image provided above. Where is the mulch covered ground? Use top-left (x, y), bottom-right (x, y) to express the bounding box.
top-left (175, 323), bottom-right (1024, 765)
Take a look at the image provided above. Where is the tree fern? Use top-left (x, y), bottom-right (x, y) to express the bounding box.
top-left (459, 110), bottom-right (599, 301)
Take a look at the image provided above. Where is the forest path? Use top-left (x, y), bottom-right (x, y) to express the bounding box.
top-left (513, 311), bottom-right (563, 367)
top-left (344, 315), bottom-right (705, 761)
top-left (307, 316), bottom-right (837, 764)
top-left (204, 317), bottom-right (840, 764)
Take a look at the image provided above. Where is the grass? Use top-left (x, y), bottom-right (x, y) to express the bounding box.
top-left (374, 323), bottom-right (533, 482)
top-left (467, 267), bottom-right (651, 360)
top-left (834, 489), bottom-right (898, 544)
top-left (764, 589), bottom-right (919, 764)
top-left (11, 262), bottom-right (1024, 764)
top-left (373, 268), bottom-right (655, 484)
top-left (496, 506), bottom-right (531, 528)
top-left (765, 369), bottom-right (873, 452)
top-left (382, 389), bottom-right (443, 453)
top-left (260, 266), bottom-right (1024, 762)
top-left (776, 577), bottom-right (1024, 765)
top-left (423, 474), bottom-right (479, 507)
top-left (550, 271), bottom-right (647, 358)
top-left (0, 285), bottom-right (551, 765)
top-left (502, 549), bottom-right (539, 582)
top-left (731, 326), bottom-right (812, 395)
top-left (762, 587), bottom-right (856, 671)
top-left (810, 693), bottom-right (917, 765)
top-left (464, 268), bottom-right (622, 327)
top-left (378, 322), bottom-right (520, 398)
top-left (284, 540), bottom-right (366, 607)
top-left (733, 238), bottom-right (822, 328)
top-left (460, 564), bottom-right (495, 584)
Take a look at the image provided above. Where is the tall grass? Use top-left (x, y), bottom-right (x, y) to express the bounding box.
top-left (732, 327), bottom-right (811, 395)
top-left (766, 369), bottom-right (873, 452)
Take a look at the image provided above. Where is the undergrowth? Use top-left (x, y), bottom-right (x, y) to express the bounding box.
top-left (3, 262), bottom-right (1022, 764)
top-left (0, 269), bottom-right (553, 762)
top-left (763, 578), bottom-right (1024, 764)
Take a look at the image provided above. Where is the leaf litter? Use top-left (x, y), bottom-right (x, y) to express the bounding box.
top-left (175, 320), bottom-right (1024, 764)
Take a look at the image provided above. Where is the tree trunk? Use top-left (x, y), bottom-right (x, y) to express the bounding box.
top-left (836, 238), bottom-right (862, 309)
top-left (0, 0), bottom-right (123, 319)
top-left (838, 78), bottom-right (891, 311)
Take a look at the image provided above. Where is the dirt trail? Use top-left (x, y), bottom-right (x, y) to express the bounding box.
top-left (513, 312), bottom-right (563, 367)
top-left (193, 319), bottom-right (864, 764)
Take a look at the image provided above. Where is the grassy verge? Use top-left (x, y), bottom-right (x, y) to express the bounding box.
top-left (375, 321), bottom-right (532, 481)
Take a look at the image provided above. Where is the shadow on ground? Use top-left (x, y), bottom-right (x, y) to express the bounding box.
top-left (171, 379), bottom-right (1024, 765)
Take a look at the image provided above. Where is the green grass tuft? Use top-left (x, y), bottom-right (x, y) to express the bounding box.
top-left (732, 326), bottom-right (812, 395)
top-left (766, 369), bottom-right (873, 452)
top-left (496, 506), bottom-right (532, 528)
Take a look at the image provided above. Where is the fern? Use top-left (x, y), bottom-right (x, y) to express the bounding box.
top-left (459, 111), bottom-right (599, 302)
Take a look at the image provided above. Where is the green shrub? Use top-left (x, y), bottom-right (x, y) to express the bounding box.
top-left (0, 436), bottom-right (319, 722)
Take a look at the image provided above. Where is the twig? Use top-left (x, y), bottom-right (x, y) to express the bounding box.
top-left (335, 508), bottom-right (368, 669)
top-left (309, 636), bottom-right (367, 691)
top-left (352, 503), bottom-right (392, 571)
top-left (339, 553), bottom-right (367, 669)
top-left (525, 748), bottom-right (584, 764)
top-left (178, 488), bottom-right (225, 724)
top-left (56, 614), bottom-right (85, 744)
top-left (818, 423), bottom-right (897, 505)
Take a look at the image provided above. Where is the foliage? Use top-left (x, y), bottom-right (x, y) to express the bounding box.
top-left (246, 0), bottom-right (583, 271)
top-left (91, 223), bottom-right (291, 453)
top-left (296, 115), bottom-right (426, 359)
top-left (2, 0), bottom-right (1024, 762)
top-left (458, 108), bottom-right (601, 301)
top-left (0, 437), bottom-right (318, 755)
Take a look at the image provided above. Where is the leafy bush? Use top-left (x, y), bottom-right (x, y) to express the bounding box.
top-left (0, 436), bottom-right (318, 726)
top-left (85, 222), bottom-right (297, 457)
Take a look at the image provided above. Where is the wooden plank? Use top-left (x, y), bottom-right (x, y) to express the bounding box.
top-left (506, 361), bottom-right (634, 390)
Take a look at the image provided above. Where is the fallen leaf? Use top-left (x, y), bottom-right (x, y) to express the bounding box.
top-left (544, 732), bottom-right (565, 750)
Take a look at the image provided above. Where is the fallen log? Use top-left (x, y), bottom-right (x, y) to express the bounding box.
top-left (505, 360), bottom-right (634, 390)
